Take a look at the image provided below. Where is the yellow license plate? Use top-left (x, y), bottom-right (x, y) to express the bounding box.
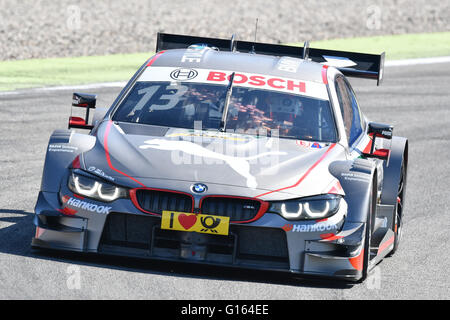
top-left (161, 211), bottom-right (230, 236)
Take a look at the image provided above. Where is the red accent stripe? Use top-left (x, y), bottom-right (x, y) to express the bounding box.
top-left (349, 248), bottom-right (364, 271)
top-left (328, 180), bottom-right (344, 195)
top-left (61, 195), bottom-right (71, 204)
top-left (373, 148), bottom-right (390, 158)
top-left (146, 51), bottom-right (165, 66)
top-left (362, 135), bottom-right (373, 153)
top-left (57, 207), bottom-right (77, 216)
top-left (320, 233), bottom-right (344, 241)
top-left (69, 116), bottom-right (87, 127)
top-left (71, 155), bottom-right (81, 169)
top-left (35, 227), bottom-right (45, 238)
top-left (104, 120), bottom-right (146, 187)
top-left (321, 65), bottom-right (329, 84)
top-left (102, 52), bottom-right (165, 187)
top-left (377, 235), bottom-right (395, 255)
top-left (255, 143), bottom-right (336, 198)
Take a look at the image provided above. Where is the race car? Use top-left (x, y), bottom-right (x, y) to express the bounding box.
top-left (32, 33), bottom-right (408, 282)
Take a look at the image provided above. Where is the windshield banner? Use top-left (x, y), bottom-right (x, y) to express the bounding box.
top-left (138, 67), bottom-right (329, 100)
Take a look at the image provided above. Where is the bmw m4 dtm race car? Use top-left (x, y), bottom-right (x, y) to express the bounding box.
top-left (32, 33), bottom-right (408, 282)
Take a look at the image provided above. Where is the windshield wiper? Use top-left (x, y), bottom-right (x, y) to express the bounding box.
top-left (219, 72), bottom-right (235, 132)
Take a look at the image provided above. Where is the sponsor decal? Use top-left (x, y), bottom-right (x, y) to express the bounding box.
top-left (311, 142), bottom-right (324, 149)
top-left (166, 130), bottom-right (250, 142)
top-left (48, 144), bottom-right (78, 153)
top-left (170, 68), bottom-right (198, 81)
top-left (282, 222), bottom-right (338, 233)
top-left (161, 211), bottom-right (230, 235)
top-left (296, 140), bottom-right (311, 148)
top-left (341, 172), bottom-right (370, 183)
top-left (181, 47), bottom-right (208, 63)
top-left (137, 67), bottom-right (330, 100)
top-left (199, 215), bottom-right (222, 232)
top-left (207, 71), bottom-right (306, 93)
top-left (87, 166), bottom-right (115, 181)
top-left (277, 57), bottom-right (302, 73)
top-left (295, 140), bottom-right (326, 149)
top-left (65, 196), bottom-right (112, 214)
top-left (381, 130), bottom-right (392, 137)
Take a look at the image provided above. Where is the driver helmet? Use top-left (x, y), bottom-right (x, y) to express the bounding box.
top-left (265, 95), bottom-right (303, 122)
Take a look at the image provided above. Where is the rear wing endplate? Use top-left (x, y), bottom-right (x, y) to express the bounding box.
top-left (156, 33), bottom-right (385, 85)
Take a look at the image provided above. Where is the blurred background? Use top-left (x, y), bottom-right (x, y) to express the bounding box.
top-left (0, 0), bottom-right (448, 91)
top-left (0, 0), bottom-right (448, 60)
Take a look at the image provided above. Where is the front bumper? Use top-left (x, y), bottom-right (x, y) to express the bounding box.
top-left (33, 191), bottom-right (366, 281)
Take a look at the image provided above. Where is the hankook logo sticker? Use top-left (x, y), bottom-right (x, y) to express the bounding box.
top-left (282, 223), bottom-right (338, 232)
top-left (64, 196), bottom-right (112, 214)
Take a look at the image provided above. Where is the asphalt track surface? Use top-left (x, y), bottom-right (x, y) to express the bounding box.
top-left (0, 62), bottom-right (449, 299)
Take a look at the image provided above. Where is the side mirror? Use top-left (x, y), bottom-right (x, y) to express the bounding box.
top-left (68, 93), bottom-right (97, 130)
top-left (362, 122), bottom-right (393, 160)
top-left (72, 93), bottom-right (97, 108)
top-left (68, 116), bottom-right (89, 128)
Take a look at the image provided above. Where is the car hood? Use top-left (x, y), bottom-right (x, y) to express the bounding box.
top-left (82, 121), bottom-right (345, 200)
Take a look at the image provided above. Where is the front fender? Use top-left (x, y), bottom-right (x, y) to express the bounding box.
top-left (329, 158), bottom-right (376, 223)
top-left (39, 130), bottom-right (96, 192)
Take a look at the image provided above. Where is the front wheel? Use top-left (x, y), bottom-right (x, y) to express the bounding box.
top-left (389, 159), bottom-right (407, 256)
top-left (359, 177), bottom-right (377, 282)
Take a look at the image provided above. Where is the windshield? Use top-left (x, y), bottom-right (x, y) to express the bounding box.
top-left (112, 81), bottom-right (337, 142)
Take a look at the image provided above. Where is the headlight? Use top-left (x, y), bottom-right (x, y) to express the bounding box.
top-left (269, 194), bottom-right (342, 220)
top-left (68, 171), bottom-right (128, 202)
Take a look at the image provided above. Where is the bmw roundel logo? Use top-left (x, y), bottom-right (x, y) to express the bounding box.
top-left (191, 183), bottom-right (208, 193)
top-left (170, 68), bottom-right (198, 81)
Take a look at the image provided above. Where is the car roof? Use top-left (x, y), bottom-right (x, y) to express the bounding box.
top-left (150, 48), bottom-right (326, 84)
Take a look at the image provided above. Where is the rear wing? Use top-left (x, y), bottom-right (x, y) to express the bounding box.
top-left (156, 33), bottom-right (385, 85)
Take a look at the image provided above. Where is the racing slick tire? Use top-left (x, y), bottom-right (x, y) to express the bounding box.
top-left (388, 158), bottom-right (407, 257)
top-left (360, 175), bottom-right (377, 282)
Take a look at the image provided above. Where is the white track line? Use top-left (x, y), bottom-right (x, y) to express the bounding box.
top-left (385, 56), bottom-right (450, 67)
top-left (0, 81), bottom-right (126, 96)
top-left (1, 56), bottom-right (449, 96)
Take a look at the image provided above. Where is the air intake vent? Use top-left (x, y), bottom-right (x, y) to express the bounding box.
top-left (133, 189), bottom-right (193, 215)
top-left (200, 197), bottom-right (264, 222)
